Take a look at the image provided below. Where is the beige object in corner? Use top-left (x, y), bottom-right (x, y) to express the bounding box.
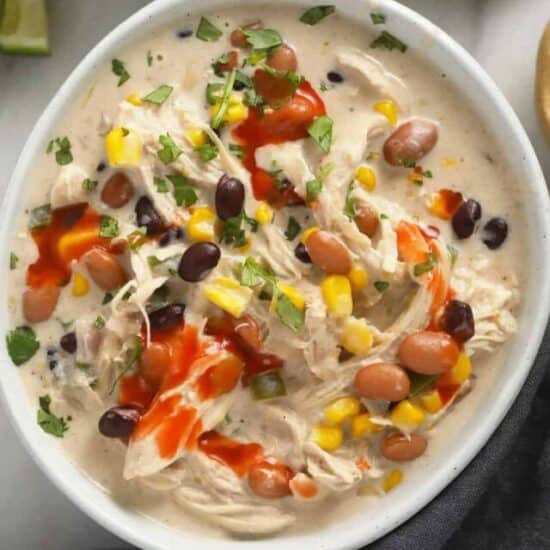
top-left (536, 22), bottom-right (550, 141)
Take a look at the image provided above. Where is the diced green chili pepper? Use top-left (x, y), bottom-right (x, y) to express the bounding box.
top-left (250, 371), bottom-right (286, 400)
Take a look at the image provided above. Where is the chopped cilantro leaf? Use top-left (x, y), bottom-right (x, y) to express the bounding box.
top-left (240, 257), bottom-right (276, 287)
top-left (9, 252), bottom-right (18, 270)
top-left (111, 58), bottom-right (130, 86)
top-left (344, 182), bottom-right (356, 218)
top-left (142, 84), bottom-right (173, 105)
top-left (102, 292), bottom-right (114, 305)
top-left (82, 178), bottom-right (98, 192)
top-left (413, 252), bottom-right (437, 276)
top-left (299, 5), bottom-right (335, 25)
top-left (229, 143), bottom-right (245, 159)
top-left (274, 293), bottom-right (304, 332)
top-left (28, 204), bottom-right (52, 230)
top-left (243, 28), bottom-right (283, 49)
top-left (196, 17), bottom-right (223, 41)
top-left (235, 69), bottom-right (253, 89)
top-left (374, 280), bottom-right (389, 292)
top-left (146, 50), bottom-right (153, 67)
top-left (206, 82), bottom-right (224, 105)
top-left (37, 394), bottom-right (69, 437)
top-left (284, 216), bottom-right (301, 240)
top-left (194, 143), bottom-right (218, 162)
top-left (370, 12), bottom-right (386, 24)
top-left (6, 326), bottom-right (39, 366)
top-left (371, 31), bottom-right (408, 53)
top-left (167, 174), bottom-right (198, 207)
top-left (307, 115), bottom-right (333, 153)
top-left (47, 136), bottom-right (73, 165)
top-left (400, 158), bottom-right (417, 168)
top-left (157, 133), bottom-right (182, 164)
top-left (99, 215), bottom-right (119, 238)
top-left (306, 179), bottom-right (323, 202)
top-left (94, 316), bottom-right (106, 329)
top-left (154, 176), bottom-right (169, 193)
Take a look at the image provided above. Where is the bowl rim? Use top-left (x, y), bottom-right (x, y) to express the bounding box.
top-left (1, 0), bottom-right (549, 548)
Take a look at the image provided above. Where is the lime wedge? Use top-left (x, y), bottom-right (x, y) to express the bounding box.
top-left (0, 0), bottom-right (49, 55)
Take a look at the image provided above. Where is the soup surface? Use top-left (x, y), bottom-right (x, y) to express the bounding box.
top-left (7, 5), bottom-right (523, 538)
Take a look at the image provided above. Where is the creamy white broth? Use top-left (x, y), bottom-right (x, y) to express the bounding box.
top-left (8, 5), bottom-right (524, 539)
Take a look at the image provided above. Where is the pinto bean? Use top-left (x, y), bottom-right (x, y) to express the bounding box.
top-left (305, 230), bottom-right (352, 275)
top-left (22, 286), bottom-right (61, 323)
top-left (248, 461), bottom-right (292, 498)
top-left (355, 203), bottom-right (380, 238)
top-left (83, 248), bottom-right (128, 291)
top-left (355, 362), bottom-right (410, 401)
top-left (382, 432), bottom-right (428, 462)
top-left (100, 172), bottom-right (134, 209)
top-left (398, 331), bottom-right (459, 375)
top-left (139, 342), bottom-right (171, 386)
top-left (267, 44), bottom-right (298, 72)
top-left (383, 119), bottom-right (439, 166)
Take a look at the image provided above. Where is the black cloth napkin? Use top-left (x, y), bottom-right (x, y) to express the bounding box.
top-left (370, 324), bottom-right (550, 549)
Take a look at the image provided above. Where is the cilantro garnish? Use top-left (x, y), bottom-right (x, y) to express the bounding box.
top-left (167, 174), bottom-right (198, 207)
top-left (9, 252), bottom-right (18, 270)
top-left (413, 252), bottom-right (437, 277)
top-left (37, 394), bottom-right (69, 437)
top-left (374, 280), bottom-right (390, 292)
top-left (284, 216), bottom-right (301, 240)
top-left (154, 176), bottom-right (169, 193)
top-left (157, 133), bottom-right (182, 164)
top-left (6, 326), bottom-right (40, 366)
top-left (111, 58), bottom-right (130, 86)
top-left (299, 5), bottom-right (335, 25)
top-left (194, 143), bottom-right (218, 162)
top-left (94, 316), bottom-right (106, 329)
top-left (211, 69), bottom-right (237, 129)
top-left (220, 211), bottom-right (257, 248)
top-left (370, 31), bottom-right (408, 53)
top-left (196, 17), bottom-right (223, 41)
top-left (47, 137), bottom-right (73, 165)
top-left (82, 178), bottom-right (98, 192)
top-left (28, 204), bottom-right (52, 230)
top-left (243, 28), bottom-right (283, 50)
top-left (307, 115), bottom-right (333, 153)
top-left (142, 84), bottom-right (173, 105)
top-left (370, 12), bottom-right (386, 24)
top-left (344, 182), bottom-right (356, 219)
top-left (99, 215), bottom-right (119, 238)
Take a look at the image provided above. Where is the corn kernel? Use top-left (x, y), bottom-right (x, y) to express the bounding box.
top-left (341, 317), bottom-right (373, 355)
top-left (351, 413), bottom-right (379, 438)
top-left (72, 273), bottom-right (89, 297)
top-left (441, 157), bottom-right (458, 168)
top-left (57, 227), bottom-right (101, 263)
top-left (373, 99), bottom-right (398, 126)
top-left (324, 396), bottom-right (361, 425)
top-left (126, 93), bottom-right (143, 107)
top-left (310, 425), bottom-right (343, 452)
top-left (321, 275), bottom-right (352, 317)
top-left (210, 98), bottom-right (248, 125)
top-left (187, 207), bottom-right (216, 242)
top-left (390, 399), bottom-right (425, 431)
top-left (255, 201), bottom-right (273, 225)
top-left (301, 226), bottom-right (320, 243)
top-left (276, 282), bottom-right (306, 311)
top-left (185, 127), bottom-right (208, 147)
top-left (439, 353), bottom-right (472, 386)
top-left (355, 166), bottom-right (377, 191)
top-left (383, 469), bottom-right (403, 492)
top-left (348, 265), bottom-right (369, 291)
top-left (420, 389), bottom-right (443, 414)
top-left (203, 277), bottom-right (253, 318)
top-left (105, 127), bottom-right (142, 167)
top-left (426, 189), bottom-right (463, 220)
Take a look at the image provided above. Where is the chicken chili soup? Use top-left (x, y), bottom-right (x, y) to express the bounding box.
top-left (7, 4), bottom-right (523, 538)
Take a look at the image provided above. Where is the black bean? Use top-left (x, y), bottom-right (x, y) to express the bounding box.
top-left (451, 199), bottom-right (482, 239)
top-left (294, 242), bottom-right (312, 263)
top-left (60, 332), bottom-right (77, 354)
top-left (327, 71), bottom-right (344, 83)
top-left (215, 175), bottom-right (245, 220)
top-left (48, 360), bottom-right (58, 370)
top-left (176, 28), bottom-right (193, 39)
top-left (233, 80), bottom-right (246, 91)
top-left (442, 300), bottom-right (475, 343)
top-left (159, 226), bottom-right (185, 247)
top-left (178, 242), bottom-right (221, 282)
top-left (98, 406), bottom-right (141, 438)
top-left (482, 217), bottom-right (508, 250)
top-left (135, 196), bottom-right (164, 235)
top-left (96, 161), bottom-right (106, 172)
top-left (47, 347), bottom-right (56, 356)
top-left (148, 303), bottom-right (186, 330)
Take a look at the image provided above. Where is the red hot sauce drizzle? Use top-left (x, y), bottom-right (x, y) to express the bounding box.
top-left (232, 79), bottom-right (326, 206)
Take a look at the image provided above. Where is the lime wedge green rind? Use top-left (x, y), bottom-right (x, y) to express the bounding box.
top-left (0, 0), bottom-right (50, 56)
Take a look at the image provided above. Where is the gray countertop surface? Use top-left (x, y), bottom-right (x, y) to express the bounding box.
top-left (1, 1), bottom-right (548, 548)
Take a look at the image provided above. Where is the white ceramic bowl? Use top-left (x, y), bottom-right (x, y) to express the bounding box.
top-left (1, 0), bottom-right (549, 548)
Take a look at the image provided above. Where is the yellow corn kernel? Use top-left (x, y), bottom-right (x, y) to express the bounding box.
top-left (71, 273), bottom-right (89, 297)
top-left (255, 201), bottom-right (273, 225)
top-left (300, 226), bottom-right (320, 243)
top-left (390, 399), bottom-right (425, 431)
top-left (373, 99), bottom-right (398, 126)
top-left (321, 275), bottom-right (353, 317)
top-left (210, 98), bottom-right (248, 125)
top-left (383, 469), bottom-right (403, 493)
top-left (351, 413), bottom-right (379, 438)
top-left (324, 396), bottom-right (361, 425)
top-left (348, 265), bottom-right (369, 291)
top-left (203, 277), bottom-right (253, 318)
top-left (57, 227), bottom-right (101, 263)
top-left (420, 389), bottom-right (443, 414)
top-left (310, 425), bottom-right (343, 452)
top-left (441, 157), bottom-right (458, 168)
top-left (185, 127), bottom-right (208, 147)
top-left (341, 317), bottom-right (374, 355)
top-left (355, 166), bottom-right (377, 191)
top-left (126, 93), bottom-right (143, 107)
top-left (187, 207), bottom-right (216, 242)
top-left (276, 282), bottom-right (306, 311)
top-left (105, 127), bottom-right (142, 167)
top-left (439, 353), bottom-right (472, 386)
